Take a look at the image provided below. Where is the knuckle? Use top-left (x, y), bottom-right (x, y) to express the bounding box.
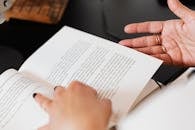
top-left (69, 81), bottom-right (85, 90)
top-left (103, 99), bottom-right (112, 107)
top-left (70, 80), bottom-right (83, 87)
top-left (55, 86), bottom-right (63, 91)
top-left (45, 99), bottom-right (52, 105)
top-left (54, 87), bottom-right (66, 98)
top-left (42, 100), bottom-right (51, 109)
top-left (55, 90), bottom-right (64, 98)
top-left (69, 81), bottom-right (97, 95)
top-left (55, 88), bottom-right (63, 94)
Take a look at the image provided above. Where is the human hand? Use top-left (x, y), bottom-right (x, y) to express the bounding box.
top-left (119, 0), bottom-right (195, 66)
top-left (33, 81), bottom-right (112, 130)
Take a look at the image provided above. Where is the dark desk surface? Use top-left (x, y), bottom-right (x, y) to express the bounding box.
top-left (0, 0), bottom-right (194, 84)
top-left (104, 0), bottom-right (195, 39)
top-left (1, 0), bottom-right (195, 57)
top-left (0, 0), bottom-right (107, 58)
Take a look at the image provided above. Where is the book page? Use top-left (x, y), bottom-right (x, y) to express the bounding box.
top-left (19, 26), bottom-right (162, 122)
top-left (118, 68), bottom-right (195, 130)
top-left (130, 79), bottom-right (160, 110)
top-left (0, 69), bottom-right (53, 130)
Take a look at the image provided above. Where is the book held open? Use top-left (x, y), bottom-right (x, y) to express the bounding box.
top-left (0, 26), bottom-right (162, 130)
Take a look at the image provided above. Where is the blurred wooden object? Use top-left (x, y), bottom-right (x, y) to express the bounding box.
top-left (5, 0), bottom-right (69, 24)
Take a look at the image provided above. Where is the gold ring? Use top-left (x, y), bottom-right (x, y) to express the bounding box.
top-left (162, 46), bottom-right (167, 53)
top-left (155, 34), bottom-right (161, 44)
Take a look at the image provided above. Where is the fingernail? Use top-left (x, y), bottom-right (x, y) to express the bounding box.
top-left (33, 93), bottom-right (37, 98)
top-left (119, 41), bottom-right (123, 45)
top-left (124, 26), bottom-right (129, 32)
top-left (119, 41), bottom-right (126, 45)
top-left (54, 86), bottom-right (58, 90)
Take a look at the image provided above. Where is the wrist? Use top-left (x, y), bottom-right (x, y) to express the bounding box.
top-left (79, 122), bottom-right (108, 130)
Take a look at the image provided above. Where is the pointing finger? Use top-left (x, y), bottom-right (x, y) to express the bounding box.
top-left (33, 93), bottom-right (52, 114)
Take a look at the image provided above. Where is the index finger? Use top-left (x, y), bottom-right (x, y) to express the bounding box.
top-left (33, 93), bottom-right (52, 113)
top-left (124, 21), bottom-right (163, 34)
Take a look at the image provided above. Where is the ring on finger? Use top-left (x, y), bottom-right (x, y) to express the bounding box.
top-left (154, 34), bottom-right (161, 44)
top-left (162, 46), bottom-right (167, 53)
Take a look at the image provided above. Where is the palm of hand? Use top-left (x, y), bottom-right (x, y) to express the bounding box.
top-left (161, 19), bottom-right (195, 66)
top-left (120, 0), bottom-right (195, 67)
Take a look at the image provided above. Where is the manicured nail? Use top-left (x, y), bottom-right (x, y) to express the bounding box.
top-left (33, 93), bottom-right (37, 98)
top-left (54, 86), bottom-right (58, 90)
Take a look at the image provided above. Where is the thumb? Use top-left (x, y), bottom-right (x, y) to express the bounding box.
top-left (168, 0), bottom-right (195, 22)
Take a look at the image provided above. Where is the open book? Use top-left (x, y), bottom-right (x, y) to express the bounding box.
top-left (0, 26), bottom-right (162, 130)
top-left (118, 68), bottom-right (195, 130)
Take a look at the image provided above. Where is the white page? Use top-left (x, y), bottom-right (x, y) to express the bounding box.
top-left (131, 79), bottom-right (159, 110)
top-left (0, 69), bottom-right (53, 130)
top-left (19, 26), bottom-right (162, 121)
top-left (119, 68), bottom-right (195, 130)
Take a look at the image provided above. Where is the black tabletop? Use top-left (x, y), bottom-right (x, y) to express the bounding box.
top-left (0, 0), bottom-right (108, 58)
top-left (103, 0), bottom-right (195, 39)
top-left (0, 0), bottom-right (193, 84)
